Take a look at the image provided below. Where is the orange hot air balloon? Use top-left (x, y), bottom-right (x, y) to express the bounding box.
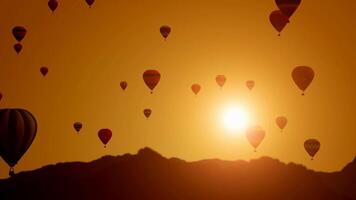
top-left (98, 129), bottom-right (112, 148)
top-left (292, 66), bottom-right (314, 95)
top-left (246, 80), bottom-right (255, 91)
top-left (246, 126), bottom-right (265, 152)
top-left (73, 122), bottom-right (83, 133)
top-left (216, 75), bottom-right (226, 88)
top-left (143, 70), bottom-right (161, 94)
top-left (48, 0), bottom-right (58, 12)
top-left (120, 81), bottom-right (128, 91)
top-left (276, 116), bottom-right (288, 132)
top-left (12, 26), bottom-right (27, 42)
top-left (14, 43), bottom-right (23, 54)
top-left (191, 84), bottom-right (201, 95)
top-left (86, 0), bottom-right (95, 7)
top-left (270, 10), bottom-right (289, 36)
top-left (40, 67), bottom-right (48, 76)
top-left (160, 25), bottom-right (171, 40)
top-left (143, 109), bottom-right (152, 119)
top-left (275, 0), bottom-right (301, 18)
top-left (304, 139), bottom-right (320, 160)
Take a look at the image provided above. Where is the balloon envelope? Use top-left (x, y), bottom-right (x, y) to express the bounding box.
top-left (48, 0), bottom-right (58, 12)
top-left (246, 126), bottom-right (265, 151)
top-left (292, 66), bottom-right (314, 95)
top-left (216, 75), bottom-right (226, 88)
top-left (270, 10), bottom-right (289, 35)
top-left (304, 139), bottom-right (320, 159)
top-left (160, 25), bottom-right (171, 39)
top-left (12, 26), bottom-right (27, 42)
top-left (86, 0), bottom-right (95, 7)
top-left (143, 70), bottom-right (161, 93)
top-left (276, 116), bottom-right (288, 131)
top-left (143, 109), bottom-right (152, 119)
top-left (14, 43), bottom-right (23, 54)
top-left (120, 81), bottom-right (128, 90)
top-left (275, 0), bottom-right (301, 18)
top-left (40, 67), bottom-right (48, 76)
top-left (246, 80), bottom-right (255, 90)
top-left (98, 129), bottom-right (112, 147)
top-left (191, 84), bottom-right (201, 95)
top-left (73, 122), bottom-right (83, 133)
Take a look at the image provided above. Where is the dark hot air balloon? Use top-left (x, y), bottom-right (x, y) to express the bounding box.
top-left (0, 109), bottom-right (37, 177)
top-left (246, 80), bottom-right (255, 91)
top-left (143, 70), bottom-right (161, 94)
top-left (0, 93), bottom-right (2, 102)
top-left (143, 109), bottom-right (152, 119)
top-left (14, 43), bottom-right (23, 54)
top-left (191, 84), bottom-right (201, 95)
top-left (73, 122), bottom-right (83, 133)
top-left (216, 75), bottom-right (226, 88)
top-left (275, 0), bottom-right (301, 18)
top-left (48, 0), bottom-right (58, 12)
top-left (12, 26), bottom-right (27, 42)
top-left (292, 66), bottom-right (314, 95)
top-left (270, 10), bottom-right (289, 36)
top-left (246, 126), bottom-right (265, 152)
top-left (276, 116), bottom-right (288, 132)
top-left (160, 25), bottom-right (171, 40)
top-left (304, 139), bottom-right (320, 160)
top-left (120, 81), bottom-right (128, 91)
top-left (98, 129), bottom-right (112, 148)
top-left (86, 0), bottom-right (95, 7)
top-left (40, 67), bottom-right (48, 77)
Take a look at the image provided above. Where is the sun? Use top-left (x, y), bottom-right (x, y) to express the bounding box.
top-left (221, 106), bottom-right (250, 134)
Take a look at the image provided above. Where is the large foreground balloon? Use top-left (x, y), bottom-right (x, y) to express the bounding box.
top-left (304, 139), bottom-right (320, 160)
top-left (275, 0), bottom-right (301, 18)
top-left (48, 0), bottom-right (58, 12)
top-left (216, 75), bottom-right (226, 88)
top-left (143, 70), bottom-right (161, 94)
top-left (0, 109), bottom-right (37, 177)
top-left (191, 84), bottom-right (201, 95)
top-left (143, 109), bottom-right (152, 119)
top-left (292, 66), bottom-right (314, 95)
top-left (270, 10), bottom-right (289, 36)
top-left (73, 122), bottom-right (83, 133)
top-left (120, 81), bottom-right (128, 91)
top-left (246, 80), bottom-right (255, 91)
top-left (246, 126), bottom-right (265, 152)
top-left (276, 116), bottom-right (288, 132)
top-left (160, 25), bottom-right (171, 40)
top-left (98, 129), bottom-right (112, 148)
top-left (12, 26), bottom-right (27, 42)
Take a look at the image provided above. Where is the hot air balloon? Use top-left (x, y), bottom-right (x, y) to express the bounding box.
top-left (246, 80), bottom-right (255, 91)
top-left (98, 129), bottom-right (112, 148)
top-left (143, 70), bottom-right (161, 94)
top-left (191, 84), bottom-right (201, 95)
top-left (86, 0), bottom-right (95, 7)
top-left (12, 26), bottom-right (27, 42)
top-left (276, 116), bottom-right (288, 132)
top-left (160, 25), bottom-right (171, 40)
top-left (304, 139), bottom-right (320, 160)
top-left (270, 10), bottom-right (289, 36)
top-left (48, 0), bottom-right (58, 12)
top-left (13, 43), bottom-right (23, 54)
top-left (120, 81), bottom-right (128, 91)
top-left (275, 0), bottom-right (301, 18)
top-left (73, 122), bottom-right (83, 133)
top-left (40, 67), bottom-right (48, 77)
top-left (143, 109), bottom-right (152, 119)
top-left (292, 66), bottom-right (314, 95)
top-left (216, 75), bottom-right (226, 88)
top-left (0, 109), bottom-right (37, 177)
top-left (246, 126), bottom-right (265, 152)
top-left (0, 93), bottom-right (2, 102)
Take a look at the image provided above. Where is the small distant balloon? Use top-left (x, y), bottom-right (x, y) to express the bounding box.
top-left (270, 10), bottom-right (289, 36)
top-left (85, 0), bottom-right (95, 7)
top-left (0, 93), bottom-right (2, 102)
top-left (275, 0), bottom-right (301, 18)
top-left (216, 75), bottom-right (226, 88)
top-left (12, 26), bottom-right (27, 42)
top-left (14, 43), bottom-right (23, 54)
top-left (120, 81), bottom-right (128, 91)
top-left (160, 25), bottom-right (171, 40)
top-left (143, 70), bottom-right (161, 94)
top-left (98, 129), bottom-right (112, 148)
top-left (276, 116), bottom-right (288, 132)
top-left (73, 122), bottom-right (83, 133)
top-left (143, 109), bottom-right (152, 119)
top-left (292, 66), bottom-right (314, 95)
top-left (191, 84), bottom-right (201, 95)
top-left (40, 67), bottom-right (48, 76)
top-left (304, 139), bottom-right (320, 160)
top-left (48, 0), bottom-right (58, 12)
top-left (246, 80), bottom-right (255, 91)
top-left (246, 126), bottom-right (265, 152)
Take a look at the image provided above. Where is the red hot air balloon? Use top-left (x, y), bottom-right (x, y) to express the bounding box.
top-left (12, 26), bottom-right (27, 42)
top-left (143, 70), bottom-right (161, 94)
top-left (292, 66), bottom-right (314, 95)
top-left (143, 109), bottom-right (152, 119)
top-left (73, 122), bottom-right (83, 133)
top-left (98, 129), bottom-right (112, 148)
top-left (48, 0), bottom-right (58, 12)
top-left (14, 43), bottom-right (23, 54)
top-left (304, 139), bottom-right (320, 160)
top-left (276, 116), bottom-right (288, 132)
top-left (160, 25), bottom-right (171, 40)
top-left (0, 109), bottom-right (37, 177)
top-left (40, 67), bottom-right (48, 76)
top-left (275, 0), bottom-right (301, 18)
top-left (191, 84), bottom-right (201, 95)
top-left (86, 0), bottom-right (95, 7)
top-left (120, 81), bottom-right (128, 91)
top-left (246, 126), bottom-right (265, 152)
top-left (246, 80), bottom-right (255, 91)
top-left (270, 10), bottom-right (289, 36)
top-left (216, 75), bottom-right (226, 88)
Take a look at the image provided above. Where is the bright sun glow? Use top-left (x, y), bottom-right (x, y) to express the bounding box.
top-left (222, 106), bottom-right (249, 134)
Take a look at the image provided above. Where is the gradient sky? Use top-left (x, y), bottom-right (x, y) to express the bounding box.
top-left (0, 0), bottom-right (356, 178)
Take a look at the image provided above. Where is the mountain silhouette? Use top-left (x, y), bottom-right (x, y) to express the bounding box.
top-left (0, 147), bottom-right (355, 200)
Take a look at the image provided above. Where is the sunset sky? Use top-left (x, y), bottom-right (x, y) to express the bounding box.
top-left (0, 0), bottom-right (356, 178)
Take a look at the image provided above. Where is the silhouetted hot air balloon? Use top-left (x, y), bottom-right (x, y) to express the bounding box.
top-left (276, 116), bottom-right (288, 132)
top-left (13, 43), bottom-right (23, 54)
top-left (270, 10), bottom-right (289, 36)
top-left (0, 93), bottom-right (2, 102)
top-left (304, 139), bottom-right (320, 160)
top-left (143, 109), bottom-right (152, 119)
top-left (143, 70), bottom-right (161, 94)
top-left (216, 75), bottom-right (226, 88)
top-left (292, 66), bottom-right (314, 95)
top-left (246, 126), bottom-right (265, 152)
top-left (0, 109), bottom-right (37, 177)
top-left (160, 25), bottom-right (171, 40)
top-left (73, 122), bottom-right (83, 133)
top-left (48, 0), bottom-right (58, 12)
top-left (85, 0), bottom-right (95, 7)
top-left (275, 0), bottom-right (301, 18)
top-left (120, 81), bottom-right (128, 91)
top-left (40, 67), bottom-right (48, 77)
top-left (12, 26), bottom-right (27, 42)
top-left (191, 84), bottom-right (201, 95)
top-left (246, 80), bottom-right (255, 91)
top-left (98, 129), bottom-right (112, 148)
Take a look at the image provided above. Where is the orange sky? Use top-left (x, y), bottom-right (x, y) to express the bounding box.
top-left (0, 0), bottom-right (356, 178)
